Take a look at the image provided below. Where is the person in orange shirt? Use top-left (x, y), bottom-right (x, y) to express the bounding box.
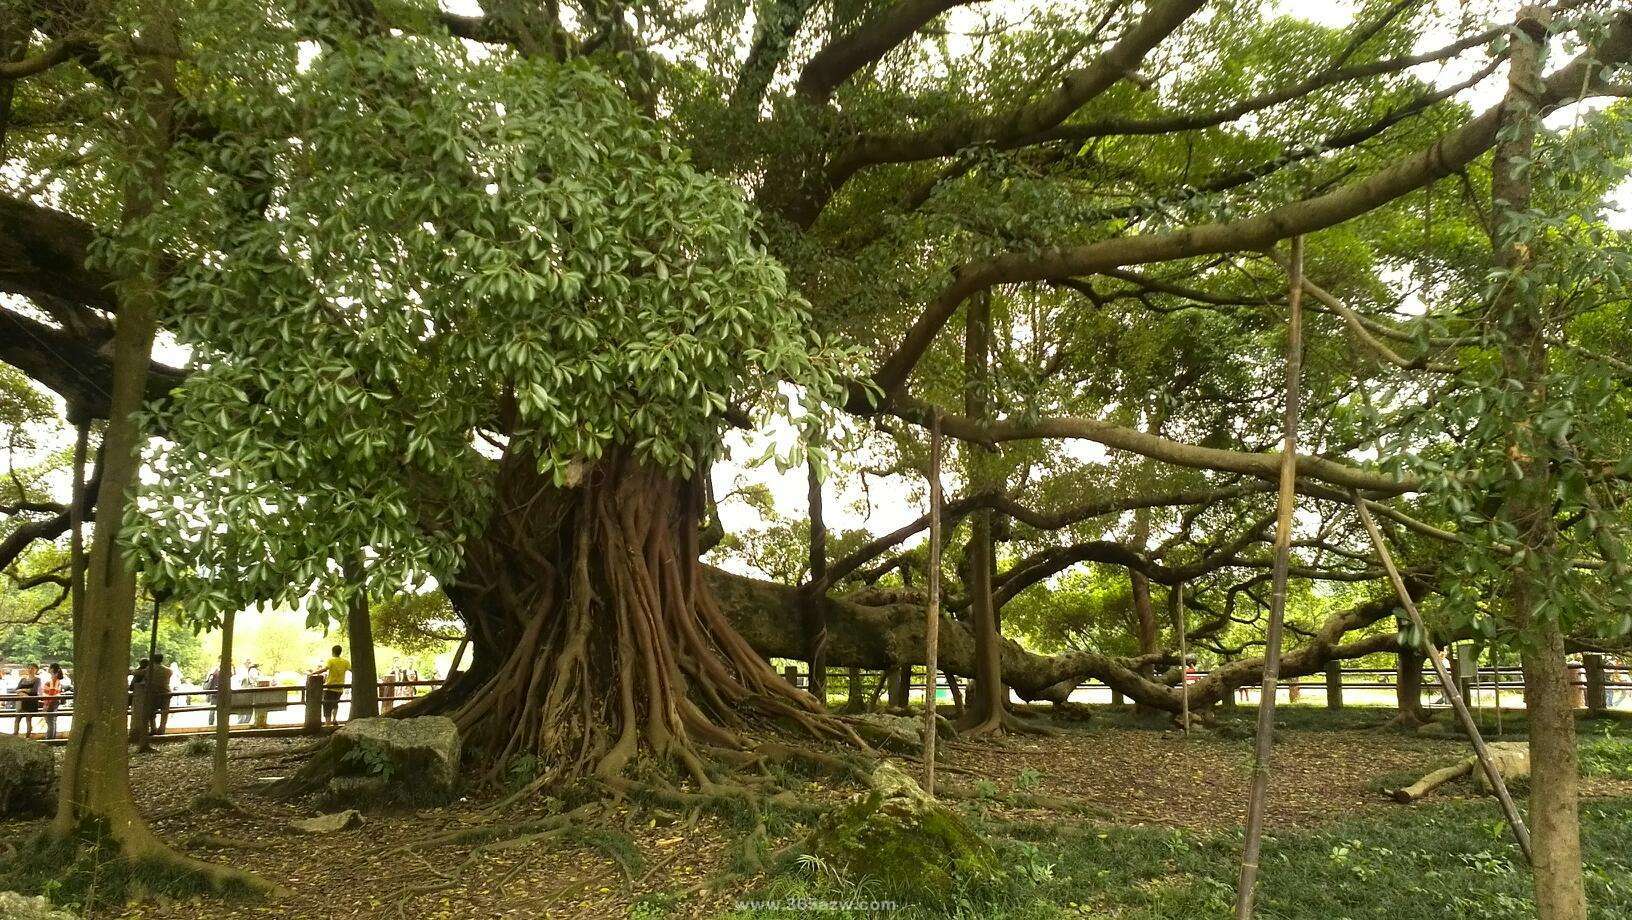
top-left (42, 663), bottom-right (64, 739)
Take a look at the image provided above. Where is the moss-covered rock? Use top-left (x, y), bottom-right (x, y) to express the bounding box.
top-left (805, 762), bottom-right (999, 905)
top-left (0, 735), bottom-right (55, 817)
top-left (274, 716), bottom-right (460, 808)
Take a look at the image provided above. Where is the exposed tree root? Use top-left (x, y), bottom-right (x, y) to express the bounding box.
top-left (423, 457), bottom-right (873, 804)
top-left (183, 833), bottom-right (274, 851)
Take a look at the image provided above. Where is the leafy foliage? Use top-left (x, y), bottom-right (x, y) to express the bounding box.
top-left (119, 3), bottom-right (855, 623)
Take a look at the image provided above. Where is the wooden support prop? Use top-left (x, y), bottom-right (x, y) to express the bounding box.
top-left (1325, 661), bottom-right (1343, 711)
top-left (1586, 654), bottom-right (1608, 715)
top-left (922, 409), bottom-right (944, 795)
top-left (1351, 495), bottom-right (1533, 864)
top-left (1235, 236), bottom-right (1304, 920)
top-left (303, 673), bottom-right (324, 734)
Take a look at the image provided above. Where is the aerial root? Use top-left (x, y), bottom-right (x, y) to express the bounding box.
top-left (182, 833), bottom-right (273, 851)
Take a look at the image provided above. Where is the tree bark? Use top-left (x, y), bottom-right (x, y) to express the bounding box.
top-left (803, 458), bottom-right (829, 703)
top-left (51, 19), bottom-right (171, 852)
top-left (342, 553), bottom-right (379, 720)
top-left (210, 608), bottom-right (235, 799)
top-left (1395, 646), bottom-right (1428, 726)
top-left (1494, 10), bottom-right (1586, 918)
top-left (423, 450), bottom-right (859, 788)
top-left (962, 291), bottom-right (1006, 734)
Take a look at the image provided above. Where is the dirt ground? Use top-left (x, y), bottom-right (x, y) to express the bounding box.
top-left (7, 713), bottom-right (1629, 919)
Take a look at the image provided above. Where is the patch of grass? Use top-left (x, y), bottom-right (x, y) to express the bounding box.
top-left (183, 736), bottom-right (215, 757)
top-left (1, 824), bottom-right (261, 913)
top-left (1581, 725), bottom-right (1632, 779)
top-left (723, 798), bottom-right (1632, 919)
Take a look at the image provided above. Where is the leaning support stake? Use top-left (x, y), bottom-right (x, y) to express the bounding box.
top-left (1235, 236), bottom-right (1304, 920)
top-left (1351, 495), bottom-right (1534, 864)
top-left (922, 409), bottom-right (944, 795)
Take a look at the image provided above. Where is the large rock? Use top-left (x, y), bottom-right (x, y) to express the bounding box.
top-left (845, 713), bottom-right (955, 753)
top-left (1474, 742), bottom-right (1531, 792)
top-left (805, 762), bottom-right (999, 905)
top-left (0, 735), bottom-right (55, 817)
top-left (0, 891), bottom-right (74, 920)
top-left (288, 809), bottom-right (365, 834)
top-left (277, 716), bottom-right (460, 807)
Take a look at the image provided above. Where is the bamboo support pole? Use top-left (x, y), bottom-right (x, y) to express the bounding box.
top-left (1235, 236), bottom-right (1304, 920)
top-left (922, 410), bottom-right (943, 795)
top-left (1351, 495), bottom-right (1533, 864)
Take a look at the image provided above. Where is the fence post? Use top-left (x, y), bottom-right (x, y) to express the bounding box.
top-left (304, 674), bottom-right (324, 734)
top-left (1325, 661), bottom-right (1343, 710)
top-left (1586, 654), bottom-right (1608, 716)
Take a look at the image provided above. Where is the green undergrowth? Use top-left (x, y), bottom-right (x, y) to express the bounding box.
top-left (708, 798), bottom-right (1632, 920)
top-left (0, 823), bottom-right (261, 913)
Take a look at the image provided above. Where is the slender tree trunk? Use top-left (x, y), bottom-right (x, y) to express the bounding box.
top-left (342, 553), bottom-right (378, 719)
top-left (844, 666), bottom-right (865, 712)
top-left (803, 459), bottom-right (829, 703)
top-left (1130, 508), bottom-right (1159, 715)
top-left (210, 608), bottom-right (235, 799)
top-left (962, 291), bottom-right (1005, 734)
top-left (1494, 10), bottom-right (1585, 917)
top-left (45, 12), bottom-right (263, 890)
top-left (69, 422), bottom-right (88, 654)
top-left (1395, 646), bottom-right (1428, 726)
top-left (52, 9), bottom-right (171, 853)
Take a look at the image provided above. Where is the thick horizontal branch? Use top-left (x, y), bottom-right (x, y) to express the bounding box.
top-left (900, 400), bottom-right (1416, 495)
top-left (794, 0), bottom-right (980, 103)
top-left (825, 0), bottom-right (1204, 183)
top-left (1022, 20), bottom-right (1505, 146)
top-left (866, 12), bottom-right (1632, 397)
top-left (0, 35), bottom-right (92, 80)
top-left (817, 481), bottom-right (1267, 590)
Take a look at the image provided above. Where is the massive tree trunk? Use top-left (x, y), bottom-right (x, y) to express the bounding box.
top-left (1494, 10), bottom-right (1586, 918)
top-left (425, 451), bottom-right (859, 788)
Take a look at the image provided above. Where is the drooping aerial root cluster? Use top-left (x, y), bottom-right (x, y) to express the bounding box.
top-left (446, 456), bottom-right (869, 794)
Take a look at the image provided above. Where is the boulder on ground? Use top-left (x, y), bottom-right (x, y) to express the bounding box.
top-left (1474, 741), bottom-right (1530, 792)
top-left (805, 762), bottom-right (999, 904)
top-left (288, 809), bottom-right (365, 834)
top-left (274, 716), bottom-right (460, 807)
top-left (845, 713), bottom-right (954, 753)
top-left (0, 735), bottom-right (55, 817)
top-left (0, 891), bottom-right (74, 920)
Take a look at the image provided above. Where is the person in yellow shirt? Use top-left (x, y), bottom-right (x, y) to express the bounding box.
top-left (309, 645), bottom-right (350, 726)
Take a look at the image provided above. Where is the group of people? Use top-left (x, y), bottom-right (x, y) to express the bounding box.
top-left (203, 659), bottom-right (267, 724)
top-left (306, 647), bottom-right (427, 725)
top-left (2, 663), bottom-right (69, 738)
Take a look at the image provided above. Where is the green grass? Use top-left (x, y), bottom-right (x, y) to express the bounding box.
top-left (719, 798), bottom-right (1632, 919)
